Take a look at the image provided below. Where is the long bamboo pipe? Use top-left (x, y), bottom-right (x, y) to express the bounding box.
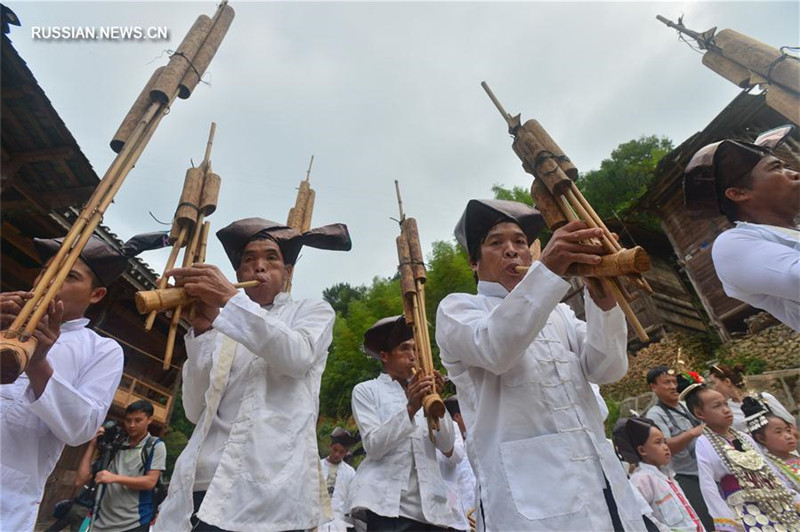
top-left (0, 94), bottom-right (175, 384)
top-left (135, 280), bottom-right (260, 314)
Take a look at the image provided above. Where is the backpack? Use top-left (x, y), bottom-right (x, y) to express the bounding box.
top-left (141, 436), bottom-right (168, 511)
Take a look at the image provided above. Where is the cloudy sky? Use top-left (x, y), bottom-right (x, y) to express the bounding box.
top-left (6, 1), bottom-right (798, 300)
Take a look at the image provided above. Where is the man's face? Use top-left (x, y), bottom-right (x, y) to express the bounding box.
top-left (649, 373), bottom-right (678, 404)
top-left (380, 338), bottom-right (416, 382)
top-left (328, 442), bottom-right (347, 464)
top-left (237, 238), bottom-right (289, 306)
top-left (471, 222), bottom-right (532, 293)
top-left (727, 155), bottom-right (800, 220)
top-left (124, 411), bottom-right (151, 440)
top-left (33, 258), bottom-right (106, 322)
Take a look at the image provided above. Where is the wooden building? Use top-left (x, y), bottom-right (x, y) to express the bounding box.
top-left (1, 28), bottom-right (188, 524)
top-left (637, 91), bottom-right (800, 340)
top-left (561, 220), bottom-right (708, 351)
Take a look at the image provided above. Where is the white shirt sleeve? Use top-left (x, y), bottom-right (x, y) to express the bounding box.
top-left (441, 421), bottom-right (466, 465)
top-left (182, 328), bottom-right (219, 424)
top-left (713, 230), bottom-right (800, 304)
top-left (559, 295), bottom-right (628, 385)
top-left (696, 435), bottom-right (738, 525)
top-left (435, 262), bottom-right (569, 375)
top-left (352, 381), bottom-right (416, 460)
top-left (434, 411), bottom-right (456, 456)
top-left (213, 292), bottom-right (334, 378)
top-left (26, 339), bottom-right (123, 446)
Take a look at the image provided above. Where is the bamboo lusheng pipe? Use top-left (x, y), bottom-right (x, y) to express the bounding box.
top-left (145, 122), bottom-right (217, 332)
top-left (395, 181), bottom-right (446, 441)
top-left (135, 280), bottom-right (260, 314)
top-left (0, 3), bottom-right (234, 382)
top-left (150, 122), bottom-right (222, 370)
top-left (515, 247), bottom-right (650, 277)
top-left (284, 155), bottom-right (316, 293)
top-left (481, 81), bottom-right (652, 342)
top-left (713, 29), bottom-right (800, 95)
top-left (0, 78), bottom-right (177, 383)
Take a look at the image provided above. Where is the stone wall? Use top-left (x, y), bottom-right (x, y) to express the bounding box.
top-left (601, 318), bottom-right (799, 403)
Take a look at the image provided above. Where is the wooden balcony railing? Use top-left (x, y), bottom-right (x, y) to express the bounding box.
top-left (113, 373), bottom-right (173, 425)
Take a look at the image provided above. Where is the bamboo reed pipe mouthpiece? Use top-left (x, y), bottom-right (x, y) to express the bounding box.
top-left (0, 333), bottom-right (36, 384)
top-left (135, 280), bottom-right (260, 314)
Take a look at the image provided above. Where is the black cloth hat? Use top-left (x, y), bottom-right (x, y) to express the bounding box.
top-left (612, 417), bottom-right (657, 464)
top-left (33, 233), bottom-right (166, 287)
top-left (216, 217), bottom-right (352, 269)
top-left (363, 315), bottom-right (413, 360)
top-left (330, 427), bottom-right (360, 448)
top-left (454, 199), bottom-right (545, 261)
top-left (684, 124), bottom-right (794, 218)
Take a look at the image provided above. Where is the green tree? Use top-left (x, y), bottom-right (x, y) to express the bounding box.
top-left (491, 184), bottom-right (532, 206)
top-left (492, 135), bottom-right (672, 229)
top-left (319, 240), bottom-right (476, 419)
top-left (577, 135), bottom-right (673, 221)
top-left (323, 282), bottom-right (367, 318)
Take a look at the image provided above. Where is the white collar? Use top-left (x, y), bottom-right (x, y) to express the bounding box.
top-left (736, 221), bottom-right (800, 240)
top-left (636, 462), bottom-right (673, 479)
top-left (260, 291), bottom-right (291, 311)
top-left (477, 281), bottom-right (510, 299)
top-left (61, 317), bottom-right (90, 332)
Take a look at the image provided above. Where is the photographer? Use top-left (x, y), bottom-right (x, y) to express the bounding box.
top-left (76, 400), bottom-right (166, 531)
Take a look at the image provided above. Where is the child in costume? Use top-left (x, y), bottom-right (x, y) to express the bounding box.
top-left (742, 397), bottom-right (800, 495)
top-left (685, 384), bottom-right (800, 532)
top-left (614, 417), bottom-right (705, 531)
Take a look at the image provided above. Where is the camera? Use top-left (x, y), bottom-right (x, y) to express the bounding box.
top-left (95, 420), bottom-right (127, 454)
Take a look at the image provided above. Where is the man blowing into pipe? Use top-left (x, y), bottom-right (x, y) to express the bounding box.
top-left (0, 235), bottom-right (156, 531)
top-left (154, 217), bottom-right (351, 532)
top-left (348, 316), bottom-right (463, 531)
top-left (684, 124), bottom-right (799, 332)
top-left (435, 199), bottom-right (650, 531)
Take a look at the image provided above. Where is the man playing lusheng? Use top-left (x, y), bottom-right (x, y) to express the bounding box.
top-left (319, 427), bottom-right (358, 531)
top-left (154, 218), bottom-right (351, 532)
top-left (0, 235), bottom-right (131, 531)
top-left (436, 199), bottom-right (647, 531)
top-left (348, 316), bottom-right (462, 531)
top-left (684, 124), bottom-right (799, 331)
top-left (77, 400), bottom-right (166, 531)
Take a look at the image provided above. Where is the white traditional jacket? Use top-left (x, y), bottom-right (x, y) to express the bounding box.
top-left (155, 291), bottom-right (334, 532)
top-left (319, 457), bottom-right (356, 531)
top-left (630, 463), bottom-right (704, 531)
top-left (0, 318), bottom-right (123, 531)
top-left (436, 262), bottom-right (646, 531)
top-left (348, 373), bottom-right (461, 528)
top-left (712, 222), bottom-right (800, 332)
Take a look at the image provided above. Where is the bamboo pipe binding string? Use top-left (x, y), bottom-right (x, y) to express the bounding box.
top-left (394, 181), bottom-right (446, 439)
top-left (481, 81), bottom-right (653, 342)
